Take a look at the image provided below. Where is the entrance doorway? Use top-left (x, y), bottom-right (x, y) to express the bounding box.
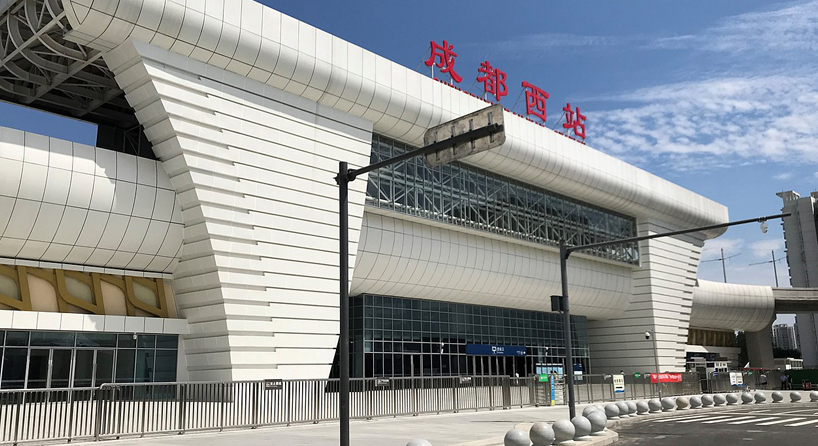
top-left (26, 349), bottom-right (72, 389)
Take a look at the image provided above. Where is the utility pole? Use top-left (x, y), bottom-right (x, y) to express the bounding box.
top-left (749, 250), bottom-right (783, 287)
top-left (702, 248), bottom-right (741, 283)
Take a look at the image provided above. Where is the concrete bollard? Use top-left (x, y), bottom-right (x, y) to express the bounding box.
top-left (626, 401), bottom-right (637, 416)
top-left (553, 419), bottom-right (576, 445)
top-left (661, 397), bottom-right (676, 411)
top-left (771, 391), bottom-right (784, 403)
top-left (636, 400), bottom-right (649, 415)
top-left (595, 404), bottom-right (605, 413)
top-left (616, 401), bottom-right (630, 418)
top-left (701, 394), bottom-right (714, 407)
top-left (810, 391), bottom-right (818, 402)
top-left (406, 440), bottom-right (433, 446)
top-left (689, 396), bottom-right (702, 409)
top-left (571, 416), bottom-right (592, 441)
top-left (582, 406), bottom-right (600, 417)
top-left (676, 396), bottom-right (689, 410)
top-left (530, 422), bottom-right (555, 446)
top-left (791, 392), bottom-right (802, 403)
top-left (713, 394), bottom-right (726, 406)
top-left (605, 403), bottom-right (620, 420)
top-left (754, 391), bottom-right (766, 403)
top-left (648, 399), bottom-right (662, 413)
top-left (741, 392), bottom-right (754, 404)
top-left (726, 393), bottom-right (739, 405)
top-left (586, 410), bottom-right (608, 435)
top-left (504, 428), bottom-right (530, 446)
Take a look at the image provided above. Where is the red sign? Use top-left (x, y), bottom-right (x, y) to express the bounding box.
top-left (424, 40), bottom-right (463, 83)
top-left (476, 61), bottom-right (508, 102)
top-left (521, 81), bottom-right (549, 123)
top-left (422, 39), bottom-right (587, 140)
top-left (650, 373), bottom-right (683, 383)
top-left (562, 103), bottom-right (586, 140)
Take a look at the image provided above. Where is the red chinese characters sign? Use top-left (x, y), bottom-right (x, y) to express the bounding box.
top-left (477, 61), bottom-right (508, 102)
top-left (424, 40), bottom-right (463, 83)
top-left (650, 373), bottom-right (683, 383)
top-left (563, 103), bottom-right (586, 140)
top-left (422, 39), bottom-right (586, 140)
top-left (521, 81), bottom-right (549, 122)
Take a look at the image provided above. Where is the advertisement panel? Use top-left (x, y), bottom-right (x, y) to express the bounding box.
top-left (613, 374), bottom-right (625, 394)
top-left (650, 373), bottom-right (683, 383)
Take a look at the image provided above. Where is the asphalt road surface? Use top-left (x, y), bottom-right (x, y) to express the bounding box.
top-left (617, 404), bottom-right (818, 446)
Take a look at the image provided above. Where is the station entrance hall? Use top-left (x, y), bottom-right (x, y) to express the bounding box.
top-left (332, 295), bottom-right (589, 379)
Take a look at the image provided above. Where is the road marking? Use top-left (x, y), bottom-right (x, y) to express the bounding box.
top-left (777, 409), bottom-right (818, 414)
top-left (785, 419), bottom-right (818, 427)
top-left (678, 415), bottom-right (734, 423)
top-left (653, 414), bottom-right (712, 423)
top-left (702, 416), bottom-right (757, 424)
top-left (729, 417), bottom-right (779, 425)
top-left (756, 417), bottom-right (805, 426)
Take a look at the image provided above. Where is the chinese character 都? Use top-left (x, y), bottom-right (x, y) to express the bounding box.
top-left (424, 40), bottom-right (463, 83)
top-left (477, 61), bottom-right (508, 102)
top-left (521, 81), bottom-right (549, 122)
top-left (563, 102), bottom-right (586, 140)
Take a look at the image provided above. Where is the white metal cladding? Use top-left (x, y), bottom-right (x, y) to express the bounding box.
top-left (57, 0), bottom-right (728, 232)
top-left (351, 212), bottom-right (632, 320)
top-left (104, 40), bottom-right (373, 381)
top-left (0, 127), bottom-right (183, 274)
top-left (690, 279), bottom-right (775, 332)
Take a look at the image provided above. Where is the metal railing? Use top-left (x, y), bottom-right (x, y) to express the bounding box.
top-left (568, 372), bottom-right (701, 404)
top-left (0, 376), bottom-right (558, 444)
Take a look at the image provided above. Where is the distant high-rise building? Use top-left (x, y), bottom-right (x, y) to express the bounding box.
top-left (772, 324), bottom-right (799, 351)
top-left (778, 191), bottom-right (818, 367)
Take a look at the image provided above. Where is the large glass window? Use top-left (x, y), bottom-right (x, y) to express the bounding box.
top-left (338, 295), bottom-right (591, 379)
top-left (0, 330), bottom-right (179, 389)
top-left (366, 135), bottom-right (638, 264)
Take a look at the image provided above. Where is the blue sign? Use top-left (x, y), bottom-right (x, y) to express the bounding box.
top-left (465, 344), bottom-right (526, 356)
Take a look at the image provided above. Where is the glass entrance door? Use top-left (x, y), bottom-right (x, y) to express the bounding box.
top-left (25, 349), bottom-right (74, 388)
top-left (27, 349), bottom-right (50, 388)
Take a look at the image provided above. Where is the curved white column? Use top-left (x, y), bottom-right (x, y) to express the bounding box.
top-left (691, 279), bottom-right (775, 332)
top-left (0, 127), bottom-right (183, 274)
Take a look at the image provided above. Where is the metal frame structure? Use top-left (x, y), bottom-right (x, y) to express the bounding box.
top-left (0, 0), bottom-right (135, 128)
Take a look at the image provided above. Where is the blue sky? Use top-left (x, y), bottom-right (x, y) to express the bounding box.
top-left (3, 0), bottom-right (814, 324)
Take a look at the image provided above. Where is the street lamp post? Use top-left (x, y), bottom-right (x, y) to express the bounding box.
top-left (557, 212), bottom-right (790, 419)
top-left (646, 330), bottom-right (662, 399)
top-left (335, 105), bottom-right (505, 446)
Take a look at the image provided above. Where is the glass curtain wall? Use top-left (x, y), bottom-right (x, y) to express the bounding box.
top-left (344, 295), bottom-right (590, 378)
top-left (366, 134), bottom-right (638, 264)
top-left (0, 330), bottom-right (178, 389)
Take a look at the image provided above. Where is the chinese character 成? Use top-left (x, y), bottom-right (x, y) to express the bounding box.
top-left (563, 102), bottom-right (586, 140)
top-left (424, 40), bottom-right (463, 83)
top-left (521, 81), bottom-right (549, 122)
top-left (477, 61), bottom-right (508, 102)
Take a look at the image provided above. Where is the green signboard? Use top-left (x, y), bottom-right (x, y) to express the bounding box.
top-left (634, 372), bottom-right (641, 379)
top-left (539, 374), bottom-right (549, 383)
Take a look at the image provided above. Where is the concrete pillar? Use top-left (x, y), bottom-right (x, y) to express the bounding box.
top-left (746, 322), bottom-right (775, 369)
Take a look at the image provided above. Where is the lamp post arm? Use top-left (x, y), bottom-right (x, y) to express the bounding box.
top-left (566, 213), bottom-right (790, 257)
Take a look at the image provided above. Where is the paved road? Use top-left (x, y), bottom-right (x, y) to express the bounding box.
top-left (617, 404), bottom-right (818, 446)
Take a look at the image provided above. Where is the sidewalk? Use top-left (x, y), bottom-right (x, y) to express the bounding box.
top-left (72, 404), bottom-right (585, 446)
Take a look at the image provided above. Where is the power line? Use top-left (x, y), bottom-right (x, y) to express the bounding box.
top-left (701, 248), bottom-right (741, 283)
top-left (749, 250), bottom-right (784, 287)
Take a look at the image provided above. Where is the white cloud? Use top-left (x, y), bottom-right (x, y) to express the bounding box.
top-left (587, 1), bottom-right (818, 171)
top-left (773, 172), bottom-right (794, 180)
top-left (748, 239), bottom-right (784, 259)
top-left (702, 237), bottom-right (744, 258)
top-left (589, 75), bottom-right (818, 169)
top-left (651, 1), bottom-right (818, 55)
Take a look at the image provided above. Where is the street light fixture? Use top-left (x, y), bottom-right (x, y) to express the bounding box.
top-left (335, 105), bottom-right (505, 446)
top-left (556, 212), bottom-right (790, 419)
top-left (645, 330), bottom-right (662, 399)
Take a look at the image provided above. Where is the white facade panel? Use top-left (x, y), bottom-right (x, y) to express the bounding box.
top-left (0, 127), bottom-right (184, 274)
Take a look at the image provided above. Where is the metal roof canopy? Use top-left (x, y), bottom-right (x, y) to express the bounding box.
top-left (0, 0), bottom-right (137, 130)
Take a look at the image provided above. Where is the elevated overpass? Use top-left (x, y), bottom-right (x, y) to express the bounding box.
top-left (773, 288), bottom-right (818, 313)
